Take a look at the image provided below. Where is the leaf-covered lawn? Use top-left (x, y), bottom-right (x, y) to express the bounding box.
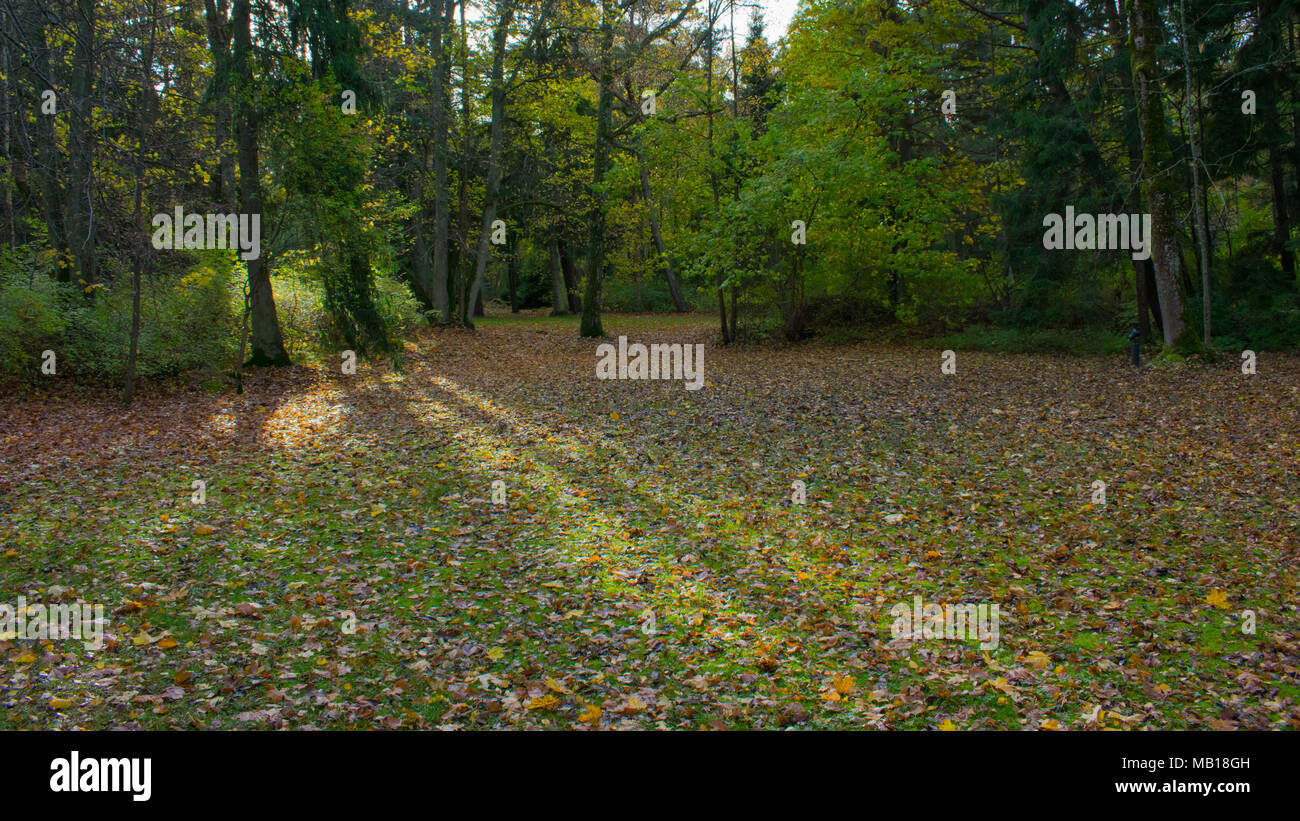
top-left (3, 316), bottom-right (1298, 730)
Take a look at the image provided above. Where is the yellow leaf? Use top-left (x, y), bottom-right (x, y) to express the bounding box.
top-left (545, 677), bottom-right (570, 695)
top-left (831, 673), bottom-right (855, 695)
top-left (1025, 650), bottom-right (1050, 669)
top-left (49, 697), bottom-right (73, 709)
top-left (623, 695), bottom-right (647, 713)
top-left (157, 637), bottom-right (178, 649)
top-left (1040, 718), bottom-right (1060, 730)
top-left (578, 703), bottom-right (602, 724)
top-left (193, 524), bottom-right (215, 536)
top-left (486, 647), bottom-right (505, 661)
top-left (989, 677), bottom-right (1020, 699)
top-left (609, 411), bottom-right (620, 422)
top-left (938, 719), bottom-right (957, 731)
top-left (15, 652), bottom-right (37, 664)
top-left (131, 631), bottom-right (153, 646)
top-left (1206, 589), bottom-right (1229, 610)
top-left (527, 694), bottom-right (560, 710)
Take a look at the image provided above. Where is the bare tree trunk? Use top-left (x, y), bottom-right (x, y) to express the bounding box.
top-left (431, 0), bottom-right (455, 321)
top-left (66, 0), bottom-right (96, 289)
top-left (549, 238), bottom-right (567, 315)
top-left (705, 1), bottom-right (728, 342)
top-left (507, 247), bottom-right (519, 312)
top-left (465, 1), bottom-right (516, 325)
top-left (234, 0), bottom-right (289, 364)
top-left (1130, 0), bottom-right (1187, 346)
top-left (0, 15), bottom-right (14, 247)
top-left (559, 237), bottom-right (582, 312)
top-left (454, 0), bottom-right (472, 325)
top-left (580, 0), bottom-right (615, 338)
top-left (1179, 0), bottom-right (1211, 345)
top-left (410, 142), bottom-right (437, 310)
top-left (20, 2), bottom-right (67, 274)
top-left (636, 148), bottom-right (686, 311)
top-left (125, 0), bottom-right (159, 404)
top-left (204, 0), bottom-right (236, 210)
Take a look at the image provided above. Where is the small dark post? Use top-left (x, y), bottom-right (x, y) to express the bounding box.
top-left (1128, 327), bottom-right (1141, 368)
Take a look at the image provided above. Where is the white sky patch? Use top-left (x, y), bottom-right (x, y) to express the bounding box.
top-left (756, 0), bottom-right (801, 42)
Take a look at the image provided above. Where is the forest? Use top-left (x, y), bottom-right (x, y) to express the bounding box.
top-left (2, 0), bottom-right (1298, 385)
top-left (2, 0), bottom-right (1298, 734)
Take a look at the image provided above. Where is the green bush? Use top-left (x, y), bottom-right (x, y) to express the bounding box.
top-left (0, 243), bottom-right (64, 380)
top-left (0, 244), bottom-right (240, 383)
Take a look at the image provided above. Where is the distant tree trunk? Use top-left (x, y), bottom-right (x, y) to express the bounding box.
top-left (125, 3), bottom-right (159, 404)
top-left (705, 1), bottom-right (729, 342)
top-left (431, 0), bottom-right (455, 322)
top-left (454, 0), bottom-right (472, 325)
top-left (409, 142), bottom-right (436, 311)
top-left (1105, 0), bottom-right (1156, 340)
top-left (1261, 0), bottom-right (1295, 279)
top-left (465, 1), bottom-right (516, 326)
top-left (1179, 0), bottom-right (1211, 345)
top-left (558, 237), bottom-right (582, 312)
top-left (1, 15), bottom-right (15, 246)
top-left (65, 0), bottom-right (96, 289)
top-left (549, 238), bottom-right (567, 315)
top-left (1130, 0), bottom-right (1187, 346)
top-left (507, 248), bottom-right (519, 312)
top-left (23, 3), bottom-right (67, 275)
top-left (234, 0), bottom-right (289, 365)
top-left (580, 0), bottom-right (615, 338)
top-left (204, 0), bottom-right (236, 210)
top-left (637, 147), bottom-right (687, 312)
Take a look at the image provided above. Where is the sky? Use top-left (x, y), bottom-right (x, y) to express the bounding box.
top-left (755, 0), bottom-right (801, 42)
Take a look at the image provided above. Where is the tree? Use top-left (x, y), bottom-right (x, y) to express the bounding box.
top-left (1129, 0), bottom-right (1188, 346)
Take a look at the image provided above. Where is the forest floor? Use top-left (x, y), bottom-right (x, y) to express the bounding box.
top-left (3, 315), bottom-right (1298, 730)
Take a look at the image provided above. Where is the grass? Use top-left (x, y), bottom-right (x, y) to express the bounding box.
top-left (2, 316), bottom-right (1297, 730)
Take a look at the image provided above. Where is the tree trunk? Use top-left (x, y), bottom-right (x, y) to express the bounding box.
top-left (431, 0), bottom-right (455, 321)
top-left (204, 0), bottom-right (236, 210)
top-left (464, 2), bottom-right (516, 326)
top-left (558, 237), bottom-right (582, 312)
top-left (125, 3), bottom-right (159, 404)
top-left (22, 2), bottom-right (67, 275)
top-left (234, 0), bottom-right (289, 365)
top-left (549, 238), bottom-right (567, 315)
top-left (705, 1), bottom-right (728, 342)
top-left (454, 0), bottom-right (472, 325)
top-left (1179, 0), bottom-right (1211, 345)
top-left (66, 0), bottom-right (96, 289)
top-left (507, 248), bottom-right (519, 312)
top-left (580, 0), bottom-right (615, 338)
top-left (409, 142), bottom-right (436, 310)
top-left (1130, 0), bottom-right (1187, 347)
top-left (637, 147), bottom-right (687, 312)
